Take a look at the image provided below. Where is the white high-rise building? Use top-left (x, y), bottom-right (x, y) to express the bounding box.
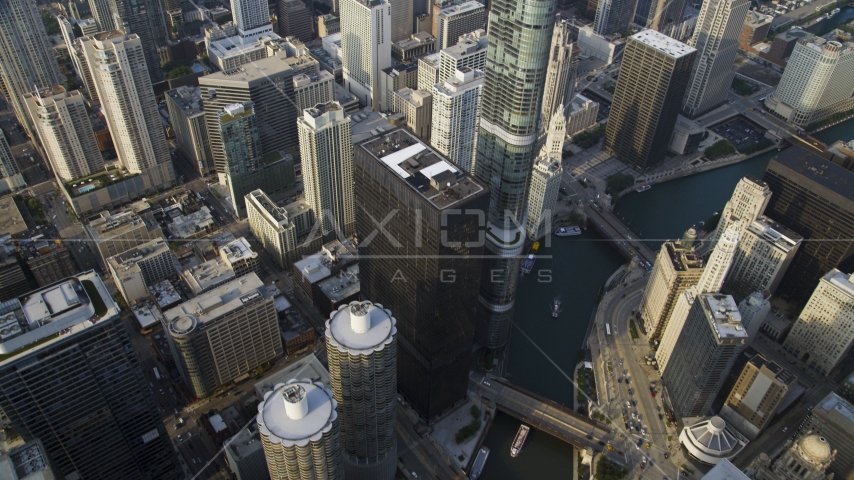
top-left (297, 102), bottom-right (355, 240)
top-left (540, 108), bottom-right (567, 158)
top-left (232, 0), bottom-right (273, 38)
top-left (430, 67), bottom-right (484, 173)
top-left (22, 87), bottom-right (103, 183)
top-left (325, 301), bottom-right (397, 480)
top-left (341, 0), bottom-right (392, 108)
top-left (658, 221), bottom-right (740, 373)
top-left (768, 37), bottom-right (854, 127)
top-left (417, 53), bottom-right (441, 91)
top-left (711, 175), bottom-right (771, 248)
top-left (682, 0), bottom-right (750, 118)
top-left (783, 269), bottom-right (854, 375)
top-left (439, 29), bottom-right (487, 82)
top-left (540, 18), bottom-right (578, 130)
top-left (566, 93), bottom-right (599, 136)
top-left (58, 16), bottom-right (98, 102)
top-left (257, 380), bottom-right (344, 480)
top-left (435, 1), bottom-right (485, 50)
top-left (294, 71), bottom-right (336, 113)
top-left (525, 157), bottom-right (562, 240)
top-left (0, 0), bottom-right (63, 132)
top-left (723, 216), bottom-right (802, 302)
top-left (81, 32), bottom-right (171, 174)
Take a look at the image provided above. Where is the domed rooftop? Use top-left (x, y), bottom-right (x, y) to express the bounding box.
top-left (679, 416), bottom-right (748, 465)
top-left (799, 435), bottom-right (832, 463)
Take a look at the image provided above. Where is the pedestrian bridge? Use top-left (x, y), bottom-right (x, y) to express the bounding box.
top-left (469, 373), bottom-right (623, 457)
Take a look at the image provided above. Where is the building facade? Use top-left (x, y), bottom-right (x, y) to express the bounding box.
top-left (257, 380), bottom-right (344, 479)
top-left (80, 32), bottom-right (172, 175)
top-left (246, 190), bottom-right (318, 268)
top-left (711, 175), bottom-right (772, 248)
top-left (25, 242), bottom-right (77, 288)
top-left (165, 273), bottom-right (282, 398)
top-left (683, 0), bottom-right (750, 118)
top-left (566, 93), bottom-right (599, 136)
top-left (748, 434), bottom-right (836, 480)
top-left (294, 71), bottom-right (336, 113)
top-left (540, 18), bottom-right (577, 130)
top-left (298, 102), bottom-right (355, 241)
top-left (393, 88), bottom-right (433, 140)
top-left (111, 0), bottom-right (166, 83)
top-left (278, 0), bottom-right (314, 42)
top-left (325, 301), bottom-right (397, 480)
top-left (430, 67), bottom-right (484, 173)
top-left (354, 128), bottom-right (489, 421)
top-left (720, 354), bottom-right (797, 439)
top-left (22, 87), bottom-right (103, 183)
top-left (783, 269), bottom-right (854, 376)
top-left (439, 29), bottom-right (487, 82)
top-left (107, 238), bottom-right (174, 304)
top-left (0, 273), bottom-right (180, 479)
top-left (435, 1), bottom-right (485, 50)
top-left (762, 147), bottom-right (854, 305)
top-left (767, 37), bottom-right (854, 127)
top-left (86, 209), bottom-right (164, 263)
top-left (639, 241), bottom-right (705, 339)
top-left (604, 30), bottom-right (697, 172)
top-left (472, 0), bottom-right (557, 349)
top-left (417, 53), bottom-right (441, 92)
top-left (340, 0), bottom-right (392, 107)
top-left (525, 157), bottom-right (562, 240)
top-left (660, 293), bottom-right (748, 418)
top-left (166, 86), bottom-right (214, 175)
top-left (739, 11), bottom-right (773, 51)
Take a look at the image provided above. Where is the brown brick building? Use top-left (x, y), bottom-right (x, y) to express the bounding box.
top-left (739, 11), bottom-right (772, 51)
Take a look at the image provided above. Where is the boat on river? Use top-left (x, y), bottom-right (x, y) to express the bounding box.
top-left (521, 242), bottom-right (540, 274)
top-left (555, 226), bottom-right (582, 236)
top-left (510, 425), bottom-right (530, 457)
top-left (636, 185), bottom-right (652, 193)
top-left (471, 446), bottom-right (490, 479)
top-left (552, 299), bottom-right (562, 318)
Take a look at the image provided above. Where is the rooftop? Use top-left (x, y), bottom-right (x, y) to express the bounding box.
top-left (247, 189), bottom-right (288, 225)
top-left (747, 216), bottom-right (802, 252)
top-left (326, 300), bottom-right (394, 353)
top-left (441, 29), bottom-right (488, 59)
top-left (317, 264), bottom-right (360, 303)
top-left (701, 458), bottom-right (749, 480)
top-left (700, 293), bottom-right (748, 341)
top-left (434, 68), bottom-right (484, 96)
top-left (0, 271), bottom-right (118, 357)
top-left (207, 33), bottom-right (281, 61)
top-left (2, 439), bottom-right (55, 480)
top-left (822, 268), bottom-right (854, 299)
top-left (815, 391), bottom-right (854, 425)
top-left (199, 55), bottom-right (293, 88)
top-left (88, 210), bottom-right (155, 240)
top-left (257, 380), bottom-right (337, 444)
top-left (349, 109), bottom-right (395, 143)
top-left (744, 11), bottom-right (773, 27)
top-left (165, 273), bottom-right (269, 334)
top-left (631, 29), bottom-right (696, 59)
top-left (748, 354), bottom-right (797, 386)
top-left (395, 88), bottom-right (431, 107)
top-left (107, 238), bottom-right (171, 272)
top-left (419, 52), bottom-right (441, 68)
top-left (168, 206), bottom-right (214, 239)
top-left (183, 258), bottom-right (236, 295)
top-left (769, 147), bottom-right (854, 205)
top-left (225, 423), bottom-right (263, 463)
top-left (254, 353), bottom-right (330, 399)
top-left (356, 128), bottom-right (487, 209)
top-left (438, 0), bottom-right (484, 16)
top-left (394, 32), bottom-right (435, 50)
top-left (166, 86), bottom-right (204, 117)
top-left (148, 279), bottom-right (182, 309)
top-left (664, 241), bottom-right (704, 272)
top-left (293, 70), bottom-right (334, 89)
top-left (294, 239), bottom-right (358, 285)
top-left (219, 237), bottom-right (257, 265)
top-left (131, 299), bottom-right (163, 330)
top-left (219, 103), bottom-right (253, 124)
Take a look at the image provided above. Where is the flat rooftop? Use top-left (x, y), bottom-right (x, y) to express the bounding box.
top-left (294, 239), bottom-right (358, 285)
top-left (664, 241), bottom-right (704, 272)
top-left (258, 381), bottom-right (335, 443)
top-left (318, 264), bottom-right (359, 303)
top-left (395, 32), bottom-right (435, 50)
top-left (248, 190), bottom-right (288, 225)
top-left (749, 354), bottom-right (797, 386)
top-left (107, 238), bottom-right (170, 271)
top-left (815, 391), bottom-right (854, 426)
top-left (88, 210), bottom-right (155, 240)
top-left (823, 269), bottom-right (854, 299)
top-left (441, 30), bottom-right (487, 59)
top-left (0, 271), bottom-right (118, 357)
top-left (747, 216), bottom-right (802, 253)
top-left (166, 86), bottom-right (204, 117)
top-left (219, 237), bottom-right (257, 265)
top-left (769, 147), bottom-right (854, 203)
top-left (225, 423), bottom-right (263, 463)
top-left (327, 300), bottom-right (394, 352)
top-left (700, 293), bottom-right (748, 342)
top-left (419, 52), bottom-right (440, 68)
top-left (0, 196), bottom-right (28, 237)
top-left (165, 273), bottom-right (269, 332)
top-left (356, 128), bottom-right (486, 209)
top-left (254, 353), bottom-right (330, 399)
top-left (199, 55), bottom-right (292, 87)
top-left (438, 0), bottom-right (484, 16)
top-left (183, 258), bottom-right (236, 294)
top-left (349, 109), bottom-right (394, 143)
top-left (149, 279), bottom-right (182, 309)
top-left (631, 29), bottom-right (696, 59)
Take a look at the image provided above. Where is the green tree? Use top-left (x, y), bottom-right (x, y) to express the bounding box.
top-left (704, 140), bottom-right (735, 160)
top-left (595, 456), bottom-right (628, 480)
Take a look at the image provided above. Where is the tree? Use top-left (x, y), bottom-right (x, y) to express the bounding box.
top-left (595, 457), bottom-right (628, 480)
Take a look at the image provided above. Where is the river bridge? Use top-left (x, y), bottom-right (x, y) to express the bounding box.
top-left (469, 373), bottom-right (626, 459)
top-left (584, 205), bottom-right (656, 265)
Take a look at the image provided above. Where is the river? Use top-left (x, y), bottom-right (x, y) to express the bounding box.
top-left (805, 5), bottom-right (854, 36)
top-left (477, 117), bottom-right (854, 479)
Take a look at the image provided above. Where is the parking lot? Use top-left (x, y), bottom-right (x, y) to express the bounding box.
top-left (710, 117), bottom-right (767, 151)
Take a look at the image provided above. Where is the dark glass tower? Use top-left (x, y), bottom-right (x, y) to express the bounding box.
top-left (112, 0), bottom-right (167, 82)
top-left (761, 147), bottom-right (854, 305)
top-left (354, 128), bottom-right (489, 421)
top-left (0, 274), bottom-right (180, 479)
top-left (472, 0), bottom-right (557, 349)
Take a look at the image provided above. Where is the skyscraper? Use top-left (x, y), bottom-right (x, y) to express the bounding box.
top-left (720, 354), bottom-right (797, 439)
top-left (58, 16), bottom-right (98, 101)
top-left (540, 18), bottom-right (577, 130)
top-left (354, 128), bottom-right (489, 420)
top-left (761, 147), bottom-right (854, 304)
top-left (639, 241), bottom-right (705, 339)
top-left (80, 32), bottom-right (171, 174)
top-left (87, 0), bottom-right (114, 31)
top-left (278, 0), bottom-right (314, 42)
top-left (164, 273), bottom-right (282, 398)
top-left (593, 0), bottom-right (634, 35)
top-left (22, 87), bottom-right (103, 183)
top-left (435, 1), bottom-right (485, 49)
top-left (294, 71), bottom-right (335, 113)
top-left (438, 29), bottom-right (488, 82)
top-left (257, 380), bottom-right (344, 480)
top-left (525, 158), bottom-right (562, 240)
top-left (0, 133), bottom-right (22, 193)
top-left (219, 102), bottom-right (296, 217)
top-left (325, 301), bottom-right (397, 480)
top-left (389, 0), bottom-right (414, 42)
top-left (246, 190), bottom-right (318, 268)
top-left (199, 57), bottom-right (303, 181)
top-left (0, 272), bottom-right (180, 479)
top-left (298, 101), bottom-right (355, 240)
top-left (722, 216), bottom-right (802, 302)
top-left (111, 0), bottom-right (167, 83)
top-left (232, 0), bottom-right (274, 38)
top-left (710, 175), bottom-right (772, 248)
top-left (166, 86), bottom-right (214, 175)
top-left (737, 291), bottom-right (770, 345)
top-left (430, 67), bottom-right (484, 173)
top-left (783, 269), bottom-right (854, 375)
top-left (682, 0), bottom-right (750, 118)
top-left (604, 30), bottom-right (696, 172)
top-left (473, 0), bottom-right (557, 349)
top-left (340, 0), bottom-right (391, 107)
top-left (697, 220), bottom-right (740, 294)
top-left (659, 293), bottom-right (748, 418)
top-left (767, 37), bottom-right (854, 127)
top-left (0, 0), bottom-right (63, 130)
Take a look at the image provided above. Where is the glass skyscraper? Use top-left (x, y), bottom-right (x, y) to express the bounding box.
top-left (472, 0), bottom-right (558, 349)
